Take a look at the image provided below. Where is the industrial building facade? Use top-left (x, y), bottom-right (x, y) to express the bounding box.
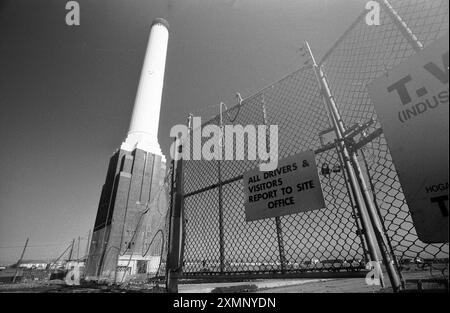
top-left (85, 148), bottom-right (167, 282)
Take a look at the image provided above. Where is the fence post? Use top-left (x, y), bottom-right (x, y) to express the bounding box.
top-left (335, 144), bottom-right (371, 264)
top-left (217, 161), bottom-right (225, 273)
top-left (381, 0), bottom-right (424, 52)
top-left (306, 41), bottom-right (403, 292)
top-left (274, 217), bottom-right (287, 273)
top-left (218, 105), bottom-right (226, 273)
top-left (166, 118), bottom-right (188, 292)
top-left (261, 99), bottom-right (287, 273)
top-left (360, 148), bottom-right (405, 288)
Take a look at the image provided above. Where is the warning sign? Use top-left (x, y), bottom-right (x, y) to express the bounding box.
top-left (368, 34), bottom-right (449, 243)
top-left (243, 150), bottom-right (326, 222)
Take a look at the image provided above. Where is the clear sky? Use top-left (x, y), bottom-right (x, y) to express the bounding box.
top-left (0, 0), bottom-right (365, 264)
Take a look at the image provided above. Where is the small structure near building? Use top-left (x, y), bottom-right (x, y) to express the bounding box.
top-left (18, 259), bottom-right (50, 270)
top-left (115, 255), bottom-right (160, 283)
top-left (0, 267), bottom-right (23, 283)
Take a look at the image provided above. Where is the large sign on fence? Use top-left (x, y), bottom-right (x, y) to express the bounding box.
top-left (243, 150), bottom-right (326, 221)
top-left (368, 34), bottom-right (449, 243)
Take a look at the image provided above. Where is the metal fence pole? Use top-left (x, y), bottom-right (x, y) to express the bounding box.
top-left (166, 118), bottom-right (188, 292)
top-left (381, 0), bottom-right (424, 52)
top-left (348, 136), bottom-right (403, 291)
top-left (307, 43), bottom-right (381, 270)
top-left (274, 217), bottom-right (287, 272)
top-left (218, 160), bottom-right (225, 273)
top-left (360, 148), bottom-right (405, 288)
top-left (218, 105), bottom-right (226, 273)
top-left (261, 100), bottom-right (287, 273)
top-left (336, 144), bottom-right (371, 264)
top-left (306, 41), bottom-right (403, 292)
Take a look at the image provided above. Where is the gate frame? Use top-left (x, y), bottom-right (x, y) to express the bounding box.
top-left (164, 0), bottom-right (438, 292)
top-left (306, 41), bottom-right (403, 292)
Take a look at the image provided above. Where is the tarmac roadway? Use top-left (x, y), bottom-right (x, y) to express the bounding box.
top-left (0, 271), bottom-right (446, 293)
top-left (255, 278), bottom-right (383, 293)
top-left (180, 271), bottom-right (448, 293)
top-left (179, 278), bottom-right (383, 293)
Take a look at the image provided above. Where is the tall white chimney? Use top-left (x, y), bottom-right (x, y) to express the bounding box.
top-left (121, 18), bottom-right (169, 161)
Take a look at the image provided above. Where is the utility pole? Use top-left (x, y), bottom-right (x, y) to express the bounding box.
top-left (166, 115), bottom-right (190, 293)
top-left (50, 243), bottom-right (72, 270)
top-left (85, 229), bottom-right (91, 259)
top-left (76, 236), bottom-right (80, 260)
top-left (68, 239), bottom-right (75, 261)
top-left (12, 237), bottom-right (29, 283)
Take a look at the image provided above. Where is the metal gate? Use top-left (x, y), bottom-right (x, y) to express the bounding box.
top-left (179, 65), bottom-right (369, 279)
top-left (163, 0), bottom-right (449, 289)
top-left (319, 0), bottom-right (449, 269)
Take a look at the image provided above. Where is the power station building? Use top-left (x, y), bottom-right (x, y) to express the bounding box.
top-left (85, 18), bottom-right (170, 283)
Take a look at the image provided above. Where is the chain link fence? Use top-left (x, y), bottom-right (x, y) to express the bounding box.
top-left (180, 64), bottom-right (368, 278)
top-left (168, 0), bottom-right (448, 281)
top-left (320, 0), bottom-right (448, 272)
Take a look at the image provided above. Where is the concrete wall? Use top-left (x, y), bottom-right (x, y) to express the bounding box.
top-left (85, 148), bottom-right (168, 283)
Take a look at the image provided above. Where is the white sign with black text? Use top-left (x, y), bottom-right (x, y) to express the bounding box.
top-left (243, 150), bottom-right (326, 222)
